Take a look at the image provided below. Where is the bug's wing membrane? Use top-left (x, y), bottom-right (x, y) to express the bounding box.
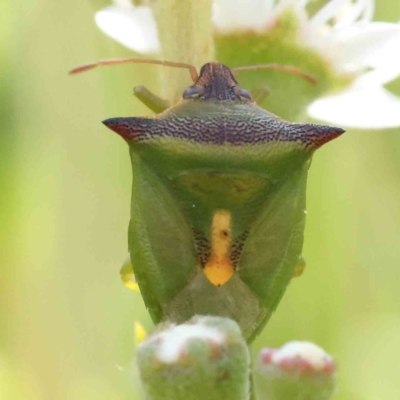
top-left (164, 272), bottom-right (269, 340)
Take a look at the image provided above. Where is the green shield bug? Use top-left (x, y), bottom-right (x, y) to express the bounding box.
top-left (71, 59), bottom-right (344, 342)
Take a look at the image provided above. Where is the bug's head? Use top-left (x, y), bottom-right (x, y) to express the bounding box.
top-left (182, 62), bottom-right (253, 102)
top-left (70, 58), bottom-right (315, 105)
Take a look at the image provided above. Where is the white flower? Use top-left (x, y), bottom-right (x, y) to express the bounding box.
top-left (95, 0), bottom-right (400, 128)
top-left (95, 0), bottom-right (159, 54)
top-left (308, 67), bottom-right (400, 129)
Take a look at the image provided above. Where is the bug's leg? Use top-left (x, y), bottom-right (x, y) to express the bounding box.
top-left (134, 85), bottom-right (170, 113)
top-left (120, 257), bottom-right (140, 292)
top-left (252, 85), bottom-right (270, 104)
top-left (292, 256), bottom-right (306, 278)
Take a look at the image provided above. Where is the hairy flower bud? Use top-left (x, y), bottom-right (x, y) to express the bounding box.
top-left (255, 341), bottom-right (336, 400)
top-left (136, 316), bottom-right (250, 400)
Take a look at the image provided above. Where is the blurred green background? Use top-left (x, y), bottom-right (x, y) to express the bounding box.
top-left (1, 1), bottom-right (400, 399)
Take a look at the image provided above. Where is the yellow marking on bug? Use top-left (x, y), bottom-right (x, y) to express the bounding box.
top-left (120, 258), bottom-right (140, 292)
top-left (203, 210), bottom-right (234, 286)
top-left (134, 321), bottom-right (147, 344)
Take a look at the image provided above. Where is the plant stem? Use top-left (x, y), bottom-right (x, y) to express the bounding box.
top-left (153, 0), bottom-right (214, 103)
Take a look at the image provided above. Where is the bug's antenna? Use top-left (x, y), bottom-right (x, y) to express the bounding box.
top-left (232, 64), bottom-right (317, 85)
top-left (69, 58), bottom-right (199, 82)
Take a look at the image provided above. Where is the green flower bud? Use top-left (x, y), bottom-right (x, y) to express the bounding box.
top-left (254, 341), bottom-right (336, 400)
top-left (136, 316), bottom-right (250, 400)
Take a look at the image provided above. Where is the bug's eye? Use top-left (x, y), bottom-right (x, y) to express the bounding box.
top-left (183, 86), bottom-right (201, 99)
top-left (237, 88), bottom-right (253, 101)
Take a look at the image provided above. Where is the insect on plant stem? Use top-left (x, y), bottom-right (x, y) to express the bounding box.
top-left (71, 57), bottom-right (343, 343)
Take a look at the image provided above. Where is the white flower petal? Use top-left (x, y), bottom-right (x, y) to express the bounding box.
top-left (95, 5), bottom-right (160, 54)
top-left (310, 0), bottom-right (347, 31)
top-left (362, 32), bottom-right (400, 72)
top-left (358, 0), bottom-right (374, 23)
top-left (310, 0), bottom-right (373, 32)
top-left (113, 0), bottom-right (133, 6)
top-left (308, 82), bottom-right (400, 129)
top-left (298, 0), bottom-right (309, 7)
top-left (213, 0), bottom-right (276, 32)
top-left (357, 66), bottom-right (400, 87)
top-left (334, 22), bottom-right (400, 71)
top-left (332, 0), bottom-right (374, 29)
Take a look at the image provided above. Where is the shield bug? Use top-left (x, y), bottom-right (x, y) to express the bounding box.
top-left (71, 59), bottom-right (344, 342)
